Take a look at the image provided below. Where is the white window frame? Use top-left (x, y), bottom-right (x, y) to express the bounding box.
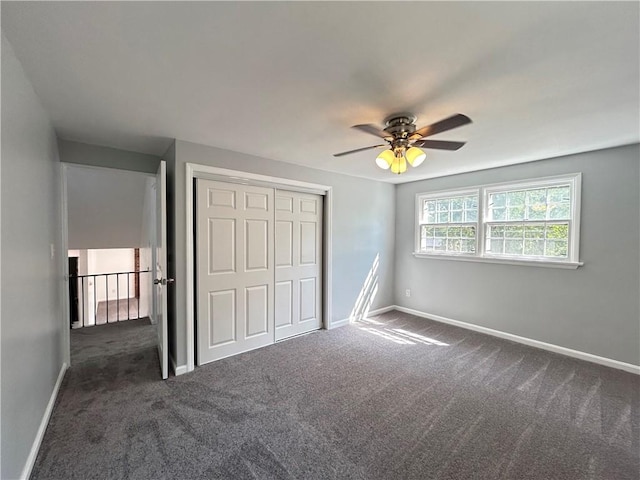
top-left (414, 188), bottom-right (480, 257)
top-left (414, 173), bottom-right (583, 269)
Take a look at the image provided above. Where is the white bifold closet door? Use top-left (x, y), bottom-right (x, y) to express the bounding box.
top-left (274, 191), bottom-right (323, 340)
top-left (196, 180), bottom-right (275, 365)
top-left (196, 179), bottom-right (323, 366)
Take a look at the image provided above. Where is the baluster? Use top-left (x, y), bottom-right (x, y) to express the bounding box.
top-left (81, 276), bottom-right (85, 327)
top-left (105, 274), bottom-right (109, 324)
top-left (117, 273), bottom-right (120, 322)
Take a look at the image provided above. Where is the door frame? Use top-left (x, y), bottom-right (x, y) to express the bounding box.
top-left (59, 162), bottom-right (163, 371)
top-left (185, 163), bottom-right (333, 374)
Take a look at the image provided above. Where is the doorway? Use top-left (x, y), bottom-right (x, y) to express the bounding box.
top-left (61, 162), bottom-right (169, 379)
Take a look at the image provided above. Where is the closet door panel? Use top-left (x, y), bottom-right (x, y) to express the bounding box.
top-left (196, 180), bottom-right (274, 365)
top-left (275, 191), bottom-right (323, 341)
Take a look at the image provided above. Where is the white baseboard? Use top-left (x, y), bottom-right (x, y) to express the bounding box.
top-left (329, 306), bottom-right (395, 330)
top-left (328, 318), bottom-right (350, 329)
top-left (170, 355), bottom-right (187, 376)
top-left (394, 306), bottom-right (640, 375)
top-left (21, 362), bottom-right (68, 480)
top-left (366, 306), bottom-right (396, 317)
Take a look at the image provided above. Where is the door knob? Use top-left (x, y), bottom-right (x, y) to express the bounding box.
top-left (154, 278), bottom-right (175, 286)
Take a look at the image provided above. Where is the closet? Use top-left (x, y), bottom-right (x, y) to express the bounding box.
top-left (196, 179), bottom-right (322, 365)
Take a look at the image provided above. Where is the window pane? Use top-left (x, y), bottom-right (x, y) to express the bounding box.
top-left (490, 192), bottom-right (506, 207)
top-left (490, 207), bottom-right (506, 221)
top-left (488, 225), bottom-right (504, 238)
top-left (461, 239), bottom-right (476, 253)
top-left (545, 240), bottom-right (568, 257)
top-left (548, 202), bottom-right (570, 220)
top-left (425, 200), bottom-right (436, 223)
top-left (486, 222), bottom-right (569, 259)
top-left (464, 196), bottom-right (478, 209)
top-left (527, 203), bottom-right (547, 220)
top-left (524, 239), bottom-right (545, 256)
top-left (507, 191), bottom-right (525, 207)
top-left (437, 199), bottom-right (449, 212)
top-left (451, 197), bottom-right (463, 210)
top-left (466, 209), bottom-right (478, 222)
top-left (548, 186), bottom-right (570, 203)
top-left (421, 193), bottom-right (478, 227)
top-left (546, 224), bottom-right (569, 239)
top-left (461, 226), bottom-right (475, 238)
top-left (526, 189), bottom-right (546, 205)
top-left (507, 206), bottom-right (525, 221)
top-left (487, 238), bottom-right (504, 254)
top-left (505, 225), bottom-right (523, 238)
top-left (505, 239), bottom-right (523, 255)
top-left (419, 220), bottom-right (476, 254)
top-left (524, 225), bottom-right (545, 239)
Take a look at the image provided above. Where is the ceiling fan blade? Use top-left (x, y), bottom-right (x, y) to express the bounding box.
top-left (411, 114), bottom-right (472, 139)
top-left (333, 144), bottom-right (387, 157)
top-left (412, 139), bottom-right (466, 151)
top-left (352, 124), bottom-right (392, 139)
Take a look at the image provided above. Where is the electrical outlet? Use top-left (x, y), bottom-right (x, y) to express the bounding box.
top-left (405, 289), bottom-right (411, 297)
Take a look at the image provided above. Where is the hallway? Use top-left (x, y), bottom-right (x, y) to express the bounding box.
top-left (70, 317), bottom-right (157, 366)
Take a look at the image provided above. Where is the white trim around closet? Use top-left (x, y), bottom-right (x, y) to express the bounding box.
top-left (185, 163), bottom-right (333, 373)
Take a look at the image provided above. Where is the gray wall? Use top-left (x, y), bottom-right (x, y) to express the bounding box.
top-left (165, 140), bottom-right (396, 367)
top-left (1, 35), bottom-right (64, 479)
top-left (394, 144), bottom-right (640, 365)
top-left (65, 165), bottom-right (151, 249)
top-left (58, 139), bottom-right (160, 174)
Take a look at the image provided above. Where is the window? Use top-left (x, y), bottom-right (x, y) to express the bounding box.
top-left (415, 173), bottom-right (582, 268)
top-left (417, 190), bottom-right (479, 255)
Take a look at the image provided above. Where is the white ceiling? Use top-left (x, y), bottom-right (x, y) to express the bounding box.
top-left (2, 2), bottom-right (638, 184)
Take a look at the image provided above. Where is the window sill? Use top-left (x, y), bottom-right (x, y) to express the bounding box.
top-left (412, 252), bottom-right (583, 269)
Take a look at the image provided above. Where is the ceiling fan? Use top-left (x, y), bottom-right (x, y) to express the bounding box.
top-left (334, 113), bottom-right (472, 174)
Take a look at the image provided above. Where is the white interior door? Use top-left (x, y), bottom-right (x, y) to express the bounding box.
top-left (196, 179), bottom-right (274, 365)
top-left (275, 191), bottom-right (323, 341)
top-left (154, 161), bottom-right (169, 379)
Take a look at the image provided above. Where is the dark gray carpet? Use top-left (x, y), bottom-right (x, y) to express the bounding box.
top-left (70, 317), bottom-right (155, 365)
top-left (32, 311), bottom-right (639, 479)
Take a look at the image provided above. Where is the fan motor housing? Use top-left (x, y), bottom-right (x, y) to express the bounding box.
top-left (383, 113), bottom-right (417, 139)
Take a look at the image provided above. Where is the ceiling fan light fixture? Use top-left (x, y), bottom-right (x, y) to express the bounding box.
top-left (334, 112), bottom-right (471, 176)
top-left (405, 147), bottom-right (426, 167)
top-left (390, 155), bottom-right (407, 175)
top-left (375, 149), bottom-right (394, 170)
